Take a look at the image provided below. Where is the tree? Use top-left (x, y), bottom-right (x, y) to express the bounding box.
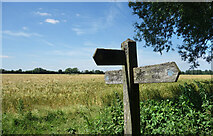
top-left (71, 68), bottom-right (80, 74)
top-left (129, 2), bottom-right (212, 69)
top-left (64, 68), bottom-right (80, 74)
top-left (17, 69), bottom-right (22, 73)
top-left (58, 69), bottom-right (63, 74)
top-left (65, 68), bottom-right (72, 74)
top-left (84, 70), bottom-right (90, 74)
top-left (94, 70), bottom-right (104, 74)
top-left (32, 68), bottom-right (47, 74)
top-left (0, 69), bottom-right (5, 73)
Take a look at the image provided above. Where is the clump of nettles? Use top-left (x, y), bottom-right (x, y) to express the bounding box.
top-left (91, 81), bottom-right (212, 135)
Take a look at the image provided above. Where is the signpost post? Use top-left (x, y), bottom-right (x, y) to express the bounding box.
top-left (93, 38), bottom-right (180, 135)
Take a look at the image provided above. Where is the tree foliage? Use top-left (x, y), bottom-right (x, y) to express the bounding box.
top-left (32, 68), bottom-right (48, 74)
top-left (181, 69), bottom-right (213, 75)
top-left (0, 68), bottom-right (104, 74)
top-left (65, 68), bottom-right (80, 74)
top-left (129, 2), bottom-right (212, 68)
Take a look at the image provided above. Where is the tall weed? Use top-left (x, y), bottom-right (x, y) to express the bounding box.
top-left (91, 81), bottom-right (212, 135)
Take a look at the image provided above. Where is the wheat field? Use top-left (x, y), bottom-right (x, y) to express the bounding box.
top-left (1, 74), bottom-right (212, 134)
top-left (179, 75), bottom-right (212, 79)
top-left (2, 74), bottom-right (212, 113)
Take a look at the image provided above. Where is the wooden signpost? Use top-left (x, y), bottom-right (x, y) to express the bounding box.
top-left (104, 62), bottom-right (180, 84)
top-left (93, 49), bottom-right (126, 65)
top-left (93, 39), bottom-right (180, 135)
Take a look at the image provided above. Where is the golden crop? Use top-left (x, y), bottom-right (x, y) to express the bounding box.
top-left (2, 74), bottom-right (212, 113)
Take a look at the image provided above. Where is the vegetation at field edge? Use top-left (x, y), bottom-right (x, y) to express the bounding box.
top-left (2, 74), bottom-right (212, 134)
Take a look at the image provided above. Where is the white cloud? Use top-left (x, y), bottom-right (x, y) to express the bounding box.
top-left (0, 55), bottom-right (9, 58)
top-left (3, 30), bottom-right (42, 37)
top-left (105, 4), bottom-right (119, 27)
top-left (71, 4), bottom-right (119, 36)
top-left (45, 19), bottom-right (60, 24)
top-left (72, 28), bottom-right (85, 35)
top-left (35, 11), bottom-right (51, 16)
top-left (106, 9), bottom-right (114, 26)
top-left (42, 40), bottom-right (54, 46)
top-left (71, 20), bottom-right (101, 35)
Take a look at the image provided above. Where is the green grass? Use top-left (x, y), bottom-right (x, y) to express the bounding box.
top-left (139, 81), bottom-right (212, 135)
top-left (1, 74), bottom-right (212, 134)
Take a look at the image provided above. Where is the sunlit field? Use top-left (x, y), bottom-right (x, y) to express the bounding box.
top-left (2, 74), bottom-right (111, 113)
top-left (1, 74), bottom-right (212, 134)
top-left (2, 74), bottom-right (212, 113)
top-left (179, 75), bottom-right (212, 79)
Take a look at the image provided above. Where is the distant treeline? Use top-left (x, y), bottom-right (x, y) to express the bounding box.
top-left (180, 70), bottom-right (213, 75)
top-left (1, 68), bottom-right (212, 75)
top-left (0, 68), bottom-right (104, 74)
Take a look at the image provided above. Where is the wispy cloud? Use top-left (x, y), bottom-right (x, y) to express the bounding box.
top-left (42, 40), bottom-right (54, 46)
top-left (71, 19), bottom-right (100, 35)
top-left (35, 11), bottom-right (51, 16)
top-left (0, 55), bottom-right (9, 58)
top-left (105, 3), bottom-right (120, 27)
top-left (3, 30), bottom-right (42, 37)
top-left (45, 19), bottom-right (60, 24)
top-left (71, 20), bottom-right (99, 36)
top-left (72, 28), bottom-right (85, 35)
top-left (71, 4), bottom-right (119, 36)
top-left (105, 9), bottom-right (115, 26)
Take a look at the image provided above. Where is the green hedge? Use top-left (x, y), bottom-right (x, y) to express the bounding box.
top-left (90, 81), bottom-right (212, 135)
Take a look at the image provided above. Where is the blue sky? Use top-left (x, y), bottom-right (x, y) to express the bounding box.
top-left (1, 2), bottom-right (211, 72)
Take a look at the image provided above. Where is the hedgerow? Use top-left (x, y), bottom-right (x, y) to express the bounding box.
top-left (89, 81), bottom-right (212, 135)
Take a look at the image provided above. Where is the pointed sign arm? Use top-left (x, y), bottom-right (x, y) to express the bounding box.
top-left (105, 62), bottom-right (180, 84)
top-left (93, 48), bottom-right (126, 65)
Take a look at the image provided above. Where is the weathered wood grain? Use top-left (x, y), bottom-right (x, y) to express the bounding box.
top-left (105, 70), bottom-right (122, 84)
top-left (134, 62), bottom-right (180, 83)
top-left (121, 39), bottom-right (140, 135)
top-left (105, 62), bottom-right (180, 84)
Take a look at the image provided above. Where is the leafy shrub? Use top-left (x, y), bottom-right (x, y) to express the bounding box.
top-left (140, 81), bottom-right (212, 135)
top-left (91, 81), bottom-right (212, 135)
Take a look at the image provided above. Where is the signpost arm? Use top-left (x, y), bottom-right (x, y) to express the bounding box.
top-left (121, 39), bottom-right (140, 135)
top-left (93, 39), bottom-right (180, 135)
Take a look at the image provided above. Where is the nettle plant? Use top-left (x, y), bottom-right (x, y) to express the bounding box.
top-left (91, 81), bottom-right (212, 135)
top-left (140, 81), bottom-right (212, 135)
